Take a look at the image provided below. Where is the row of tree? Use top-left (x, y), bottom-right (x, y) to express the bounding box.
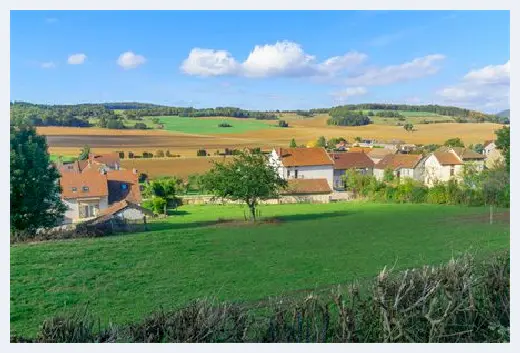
top-left (121, 106), bottom-right (278, 120)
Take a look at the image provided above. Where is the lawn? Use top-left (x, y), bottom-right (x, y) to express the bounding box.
top-left (10, 202), bottom-right (509, 337)
top-left (154, 116), bottom-right (276, 135)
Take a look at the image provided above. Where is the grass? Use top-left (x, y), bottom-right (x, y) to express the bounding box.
top-left (154, 116), bottom-right (275, 135)
top-left (10, 202), bottom-right (509, 337)
top-left (49, 154), bottom-right (76, 163)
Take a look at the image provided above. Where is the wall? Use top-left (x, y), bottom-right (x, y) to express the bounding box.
top-left (180, 194), bottom-right (332, 206)
top-left (116, 207), bottom-right (146, 220)
top-left (423, 156), bottom-right (464, 187)
top-left (62, 196), bottom-right (109, 224)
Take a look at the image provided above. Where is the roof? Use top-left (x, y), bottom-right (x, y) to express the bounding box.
top-left (368, 148), bottom-right (396, 159)
top-left (93, 200), bottom-right (154, 223)
top-left (375, 154), bottom-right (424, 170)
top-left (483, 140), bottom-right (494, 148)
top-left (441, 147), bottom-right (486, 160)
top-left (347, 147), bottom-right (372, 154)
top-left (281, 178), bottom-right (332, 195)
top-left (90, 153), bottom-right (120, 168)
top-left (328, 152), bottom-right (374, 170)
top-left (276, 147), bottom-right (333, 167)
top-left (60, 171), bottom-right (108, 199)
top-left (106, 169), bottom-right (142, 204)
top-left (432, 151), bottom-right (463, 166)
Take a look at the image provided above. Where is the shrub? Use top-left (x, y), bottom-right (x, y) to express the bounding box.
top-left (155, 150), bottom-right (165, 158)
top-left (197, 149), bottom-right (207, 157)
top-left (278, 120), bottom-right (289, 128)
top-left (218, 123), bottom-right (233, 128)
top-left (106, 119), bottom-right (125, 129)
top-left (165, 150), bottom-right (172, 157)
top-left (143, 197), bottom-right (167, 215)
top-left (134, 123), bottom-right (147, 130)
top-left (128, 152), bottom-right (134, 159)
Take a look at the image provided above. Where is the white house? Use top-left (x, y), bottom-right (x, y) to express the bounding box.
top-left (328, 152), bottom-right (374, 190)
top-left (269, 147), bottom-right (334, 188)
top-left (483, 140), bottom-right (504, 169)
top-left (423, 147), bottom-right (485, 186)
top-left (374, 154), bottom-right (426, 182)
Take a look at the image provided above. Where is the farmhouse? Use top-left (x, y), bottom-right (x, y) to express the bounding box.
top-left (367, 147), bottom-right (397, 164)
top-left (374, 154), bottom-right (426, 182)
top-left (59, 153), bottom-right (121, 174)
top-left (328, 152), bottom-right (374, 190)
top-left (483, 140), bottom-right (504, 169)
top-left (59, 167), bottom-right (142, 224)
top-left (423, 147), bottom-right (485, 186)
top-left (269, 147), bottom-right (334, 188)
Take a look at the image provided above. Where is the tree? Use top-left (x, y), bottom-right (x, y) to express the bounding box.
top-left (143, 177), bottom-right (181, 214)
top-left (278, 120), bottom-right (289, 128)
top-left (444, 137), bottom-right (465, 147)
top-left (289, 138), bottom-right (297, 148)
top-left (473, 143), bottom-right (484, 155)
top-left (155, 150), bottom-right (165, 158)
top-left (10, 125), bottom-right (67, 235)
top-left (78, 145), bottom-right (90, 160)
top-left (384, 168), bottom-right (395, 182)
top-left (316, 136), bottom-right (327, 148)
top-left (354, 136), bottom-right (362, 143)
top-left (495, 126), bottom-right (510, 171)
top-left (202, 151), bottom-right (287, 221)
top-left (403, 123), bottom-right (414, 132)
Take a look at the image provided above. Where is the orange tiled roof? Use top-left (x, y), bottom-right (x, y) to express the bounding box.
top-left (281, 178), bottom-right (332, 195)
top-left (106, 169), bottom-right (142, 204)
top-left (375, 154), bottom-right (424, 170)
top-left (328, 152), bottom-right (374, 170)
top-left (347, 147), bottom-right (372, 154)
top-left (277, 147), bottom-right (333, 167)
top-left (60, 171), bottom-right (108, 199)
top-left (433, 151), bottom-right (463, 166)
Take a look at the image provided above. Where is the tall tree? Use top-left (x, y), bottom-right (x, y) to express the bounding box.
top-left (289, 138), bottom-right (297, 148)
top-left (316, 136), bottom-right (327, 148)
top-left (202, 152), bottom-right (287, 221)
top-left (10, 125), bottom-right (66, 235)
top-left (495, 126), bottom-right (510, 171)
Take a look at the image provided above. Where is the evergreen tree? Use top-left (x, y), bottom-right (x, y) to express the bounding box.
top-left (10, 124), bottom-right (66, 235)
top-left (289, 138), bottom-right (297, 148)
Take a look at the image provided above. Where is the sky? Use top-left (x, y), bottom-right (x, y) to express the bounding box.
top-left (10, 10), bottom-right (510, 113)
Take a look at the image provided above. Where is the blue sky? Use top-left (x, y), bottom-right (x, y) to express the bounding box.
top-left (10, 10), bottom-right (510, 112)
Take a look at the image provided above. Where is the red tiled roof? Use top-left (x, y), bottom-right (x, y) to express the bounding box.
top-left (368, 148), bottom-right (396, 159)
top-left (450, 147), bottom-right (486, 160)
top-left (328, 152), bottom-right (374, 170)
top-left (277, 147), bottom-right (333, 167)
top-left (60, 172), bottom-right (108, 199)
top-left (281, 178), bottom-right (332, 195)
top-left (90, 153), bottom-right (121, 168)
top-left (433, 151), bottom-right (463, 166)
top-left (106, 169), bottom-right (142, 204)
top-left (375, 154), bottom-right (424, 170)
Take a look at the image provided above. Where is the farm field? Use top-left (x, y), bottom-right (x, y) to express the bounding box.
top-left (156, 116), bottom-right (277, 134)
top-left (10, 202), bottom-right (509, 337)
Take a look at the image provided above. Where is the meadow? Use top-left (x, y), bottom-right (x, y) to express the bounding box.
top-left (156, 116), bottom-right (276, 134)
top-left (10, 202), bottom-right (509, 337)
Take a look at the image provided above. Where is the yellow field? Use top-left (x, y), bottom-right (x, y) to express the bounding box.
top-left (120, 157), bottom-right (230, 179)
top-left (40, 116), bottom-right (503, 159)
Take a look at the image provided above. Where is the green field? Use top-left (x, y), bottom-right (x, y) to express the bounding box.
top-left (49, 154), bottom-right (76, 163)
top-left (154, 116), bottom-right (275, 134)
top-left (10, 202), bottom-right (509, 337)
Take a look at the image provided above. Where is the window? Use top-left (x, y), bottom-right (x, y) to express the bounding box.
top-left (450, 166), bottom-right (455, 176)
top-left (82, 186), bottom-right (89, 192)
top-left (295, 169), bottom-right (299, 179)
top-left (121, 183), bottom-right (128, 190)
top-left (71, 187), bottom-right (77, 192)
top-left (287, 169), bottom-right (290, 178)
top-left (81, 204), bottom-right (97, 218)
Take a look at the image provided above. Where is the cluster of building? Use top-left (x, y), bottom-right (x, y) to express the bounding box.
top-left (57, 153), bottom-right (151, 225)
top-left (268, 139), bottom-right (503, 197)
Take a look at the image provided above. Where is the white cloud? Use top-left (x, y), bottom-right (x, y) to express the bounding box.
top-left (345, 54), bottom-right (446, 86)
top-left (181, 48), bottom-right (239, 76)
top-left (332, 86), bottom-right (367, 104)
top-left (67, 53), bottom-right (87, 65)
top-left (181, 41), bottom-right (367, 78)
top-left (437, 61), bottom-right (510, 112)
top-left (41, 62), bottom-right (56, 69)
top-left (117, 51), bottom-right (146, 70)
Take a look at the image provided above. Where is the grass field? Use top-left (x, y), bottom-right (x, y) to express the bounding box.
top-left (120, 156), bottom-right (228, 179)
top-left (156, 116), bottom-right (276, 134)
top-left (10, 202), bottom-right (509, 337)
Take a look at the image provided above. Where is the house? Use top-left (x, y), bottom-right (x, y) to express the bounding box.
top-left (59, 153), bottom-right (121, 174)
top-left (368, 147), bottom-right (397, 164)
top-left (423, 147), bottom-right (485, 186)
top-left (59, 167), bottom-right (142, 224)
top-left (483, 140), bottom-right (504, 169)
top-left (91, 200), bottom-right (154, 225)
top-left (268, 147), bottom-right (334, 188)
top-left (374, 154), bottom-right (426, 182)
top-left (335, 140), bottom-right (348, 151)
top-left (279, 179), bottom-right (332, 203)
top-left (328, 152), bottom-right (374, 189)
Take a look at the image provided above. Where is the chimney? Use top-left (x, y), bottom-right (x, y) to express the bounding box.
top-left (277, 147), bottom-right (283, 157)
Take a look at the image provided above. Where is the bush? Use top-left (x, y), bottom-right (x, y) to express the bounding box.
top-left (278, 120), bottom-right (289, 128)
top-left (165, 150), bottom-right (172, 157)
top-left (197, 149), bottom-right (207, 157)
top-left (106, 119), bottom-right (125, 129)
top-left (128, 152), bottom-right (134, 159)
top-left (155, 150), bottom-right (165, 158)
top-left (143, 197), bottom-right (167, 215)
top-left (142, 151), bottom-right (154, 158)
top-left (218, 123), bottom-right (233, 128)
top-left (134, 123), bottom-right (147, 130)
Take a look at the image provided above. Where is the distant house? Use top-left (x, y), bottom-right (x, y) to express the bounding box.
top-left (368, 147), bottom-right (397, 164)
top-left (269, 147), bottom-right (334, 188)
top-left (335, 140), bottom-right (348, 151)
top-left (328, 152), bottom-right (374, 189)
top-left (483, 140), bottom-right (504, 169)
top-left (424, 147), bottom-right (485, 186)
top-left (374, 154), bottom-right (426, 182)
top-left (59, 153), bottom-right (121, 174)
top-left (59, 167), bottom-right (142, 224)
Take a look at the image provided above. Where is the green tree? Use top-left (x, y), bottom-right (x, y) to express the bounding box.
top-left (10, 125), bottom-right (66, 235)
top-left (316, 136), bottom-right (327, 148)
top-left (383, 168), bottom-right (395, 182)
top-left (202, 151), bottom-right (287, 221)
top-left (473, 143), bottom-right (484, 155)
top-left (78, 145), bottom-right (90, 160)
top-left (143, 177), bottom-right (181, 214)
top-left (289, 138), bottom-right (297, 148)
top-left (444, 137), bottom-right (465, 147)
top-left (403, 123), bottom-right (414, 132)
top-left (495, 126), bottom-right (510, 171)
top-left (354, 136), bottom-right (363, 143)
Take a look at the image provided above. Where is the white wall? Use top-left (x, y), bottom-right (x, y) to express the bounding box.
top-left (62, 196), bottom-right (109, 224)
top-left (483, 142), bottom-right (496, 156)
top-left (116, 207), bottom-right (146, 220)
top-left (423, 155), bottom-right (464, 186)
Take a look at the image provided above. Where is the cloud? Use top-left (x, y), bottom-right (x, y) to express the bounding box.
top-left (41, 62), bottom-right (56, 69)
top-left (437, 61), bottom-right (509, 112)
top-left (181, 41), bottom-right (367, 78)
top-left (67, 53), bottom-right (87, 65)
top-left (345, 54), bottom-right (446, 86)
top-left (117, 51), bottom-right (146, 69)
top-left (331, 86), bottom-right (367, 104)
